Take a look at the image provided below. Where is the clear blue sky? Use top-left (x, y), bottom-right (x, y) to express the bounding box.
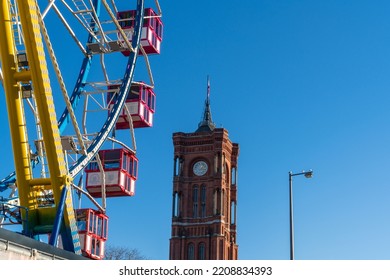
top-left (2, 0), bottom-right (390, 260)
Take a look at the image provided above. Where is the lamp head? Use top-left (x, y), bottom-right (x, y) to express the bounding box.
top-left (304, 170), bottom-right (313, 178)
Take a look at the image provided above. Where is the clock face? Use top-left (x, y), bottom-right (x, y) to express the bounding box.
top-left (193, 161), bottom-right (208, 176)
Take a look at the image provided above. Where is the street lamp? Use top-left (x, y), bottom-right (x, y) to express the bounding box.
top-left (289, 170), bottom-right (313, 260)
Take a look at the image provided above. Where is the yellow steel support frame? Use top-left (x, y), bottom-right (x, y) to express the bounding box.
top-left (0, 0), bottom-right (80, 253)
top-left (0, 0), bottom-right (33, 229)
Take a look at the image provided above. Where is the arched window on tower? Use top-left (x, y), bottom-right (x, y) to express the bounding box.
top-left (174, 156), bottom-right (179, 176)
top-left (221, 153), bottom-right (226, 174)
top-left (214, 153), bottom-right (218, 174)
top-left (198, 243), bottom-right (206, 260)
top-left (193, 185), bottom-right (198, 218)
top-left (231, 166), bottom-right (237, 185)
top-left (172, 192), bottom-right (180, 217)
top-left (213, 188), bottom-right (224, 216)
top-left (174, 156), bottom-right (183, 176)
top-left (213, 189), bottom-right (218, 215)
top-left (188, 243), bottom-right (195, 260)
top-left (230, 200), bottom-right (237, 225)
top-left (214, 152), bottom-right (221, 174)
top-left (221, 189), bottom-right (225, 216)
top-left (201, 185), bottom-right (206, 217)
top-left (224, 163), bottom-right (230, 185)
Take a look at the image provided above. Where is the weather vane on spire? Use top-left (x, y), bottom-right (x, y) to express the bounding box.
top-left (207, 75), bottom-right (210, 99)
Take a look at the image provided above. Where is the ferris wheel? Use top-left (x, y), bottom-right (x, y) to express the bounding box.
top-left (0, 0), bottom-right (163, 259)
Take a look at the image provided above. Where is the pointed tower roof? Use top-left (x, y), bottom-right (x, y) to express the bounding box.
top-left (196, 76), bottom-right (216, 132)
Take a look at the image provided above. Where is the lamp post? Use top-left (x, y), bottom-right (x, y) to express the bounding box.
top-left (289, 170), bottom-right (313, 260)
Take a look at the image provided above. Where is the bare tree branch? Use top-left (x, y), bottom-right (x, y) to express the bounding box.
top-left (104, 245), bottom-right (147, 260)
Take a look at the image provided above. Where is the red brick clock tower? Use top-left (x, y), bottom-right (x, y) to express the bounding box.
top-left (169, 81), bottom-right (239, 260)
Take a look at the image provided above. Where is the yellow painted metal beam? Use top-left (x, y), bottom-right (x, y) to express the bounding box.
top-left (16, 0), bottom-right (68, 191)
top-left (0, 0), bottom-right (35, 232)
top-left (15, 0), bottom-right (80, 252)
top-left (14, 69), bottom-right (32, 82)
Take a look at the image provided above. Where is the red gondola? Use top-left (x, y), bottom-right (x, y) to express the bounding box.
top-left (75, 208), bottom-right (108, 260)
top-left (117, 8), bottom-right (163, 56)
top-left (85, 148), bottom-right (138, 197)
top-left (108, 83), bottom-right (155, 129)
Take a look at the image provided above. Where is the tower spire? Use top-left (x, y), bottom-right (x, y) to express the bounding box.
top-left (196, 76), bottom-right (216, 132)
